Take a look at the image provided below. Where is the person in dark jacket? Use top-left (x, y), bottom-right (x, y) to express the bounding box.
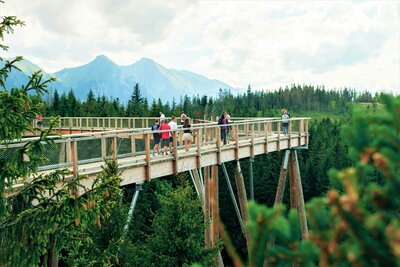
top-left (218, 113), bottom-right (227, 145)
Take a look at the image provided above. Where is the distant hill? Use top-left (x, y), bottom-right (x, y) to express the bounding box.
top-left (2, 55), bottom-right (233, 103)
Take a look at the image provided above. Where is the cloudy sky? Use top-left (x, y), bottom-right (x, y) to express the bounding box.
top-left (1, 0), bottom-right (399, 94)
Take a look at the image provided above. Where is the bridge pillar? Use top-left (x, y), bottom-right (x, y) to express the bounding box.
top-left (203, 166), bottom-right (211, 248)
top-left (234, 161), bottom-right (251, 249)
top-left (249, 157), bottom-right (254, 200)
top-left (274, 150), bottom-right (291, 204)
top-left (289, 150), bottom-right (309, 240)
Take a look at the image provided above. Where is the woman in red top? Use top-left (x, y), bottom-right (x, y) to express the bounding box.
top-left (158, 120), bottom-right (171, 155)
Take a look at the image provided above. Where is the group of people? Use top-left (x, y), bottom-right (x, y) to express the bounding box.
top-left (150, 109), bottom-right (290, 155)
top-left (151, 111), bottom-right (193, 156)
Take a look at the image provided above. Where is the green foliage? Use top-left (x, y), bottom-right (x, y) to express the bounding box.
top-left (0, 10), bottom-right (126, 266)
top-left (120, 177), bottom-right (219, 267)
top-left (219, 95), bottom-right (400, 266)
top-left (221, 203), bottom-right (319, 267)
top-left (308, 95), bottom-right (400, 266)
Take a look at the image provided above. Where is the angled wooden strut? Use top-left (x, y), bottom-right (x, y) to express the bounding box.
top-left (289, 150), bottom-right (309, 240)
top-left (274, 150), bottom-right (291, 205)
top-left (234, 161), bottom-right (251, 249)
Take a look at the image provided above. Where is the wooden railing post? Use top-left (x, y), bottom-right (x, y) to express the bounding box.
top-left (299, 119), bottom-right (304, 145)
top-left (66, 139), bottom-right (72, 163)
top-left (196, 128), bottom-right (202, 169)
top-left (71, 140), bottom-right (78, 177)
top-left (172, 131), bottom-right (178, 174)
top-left (111, 136), bottom-right (117, 160)
top-left (216, 126), bottom-right (221, 165)
top-left (277, 121), bottom-right (281, 151)
top-left (144, 133), bottom-right (151, 181)
top-left (131, 134), bottom-right (136, 155)
top-left (305, 119), bottom-right (309, 145)
top-left (234, 124), bottom-right (239, 161)
top-left (101, 136), bottom-right (107, 159)
top-left (264, 122), bottom-right (268, 154)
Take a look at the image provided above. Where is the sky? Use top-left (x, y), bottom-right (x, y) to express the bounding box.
top-left (1, 0), bottom-right (399, 94)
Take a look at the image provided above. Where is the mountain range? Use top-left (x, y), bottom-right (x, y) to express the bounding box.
top-left (3, 55), bottom-right (233, 102)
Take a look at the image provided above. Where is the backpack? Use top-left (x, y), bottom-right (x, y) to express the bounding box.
top-left (218, 118), bottom-right (223, 125)
top-left (151, 124), bottom-right (159, 131)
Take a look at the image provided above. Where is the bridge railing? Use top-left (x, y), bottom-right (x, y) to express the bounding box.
top-left (38, 117), bottom-right (194, 130)
top-left (3, 117), bottom-right (310, 181)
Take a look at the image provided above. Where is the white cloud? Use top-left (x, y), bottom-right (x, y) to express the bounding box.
top-left (0, 0), bottom-right (399, 94)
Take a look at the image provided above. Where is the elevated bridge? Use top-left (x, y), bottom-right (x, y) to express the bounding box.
top-left (14, 116), bottom-right (310, 187)
top-left (4, 116), bottom-right (311, 265)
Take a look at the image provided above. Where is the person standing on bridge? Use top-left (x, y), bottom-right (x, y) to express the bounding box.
top-left (151, 119), bottom-right (161, 156)
top-left (168, 116), bottom-right (178, 153)
top-left (159, 111), bottom-right (165, 124)
top-left (218, 113), bottom-right (228, 145)
top-left (224, 111), bottom-right (232, 142)
top-left (182, 118), bottom-right (193, 151)
top-left (180, 112), bottom-right (187, 125)
top-left (159, 119), bottom-right (171, 155)
top-left (36, 114), bottom-right (43, 128)
top-left (281, 109), bottom-right (290, 135)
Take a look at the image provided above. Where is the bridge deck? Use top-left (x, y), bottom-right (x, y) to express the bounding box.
top-left (4, 117), bottom-right (310, 195)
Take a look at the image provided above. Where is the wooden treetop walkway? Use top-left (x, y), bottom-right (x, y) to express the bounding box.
top-left (4, 116), bottom-right (310, 195)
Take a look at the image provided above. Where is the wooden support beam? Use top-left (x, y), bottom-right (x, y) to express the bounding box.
top-left (204, 166), bottom-right (211, 248)
top-left (291, 150), bottom-right (309, 240)
top-left (274, 150), bottom-right (290, 204)
top-left (210, 165), bottom-right (220, 266)
top-left (289, 152), bottom-right (297, 210)
top-left (234, 161), bottom-right (250, 249)
top-left (210, 165), bottom-right (219, 245)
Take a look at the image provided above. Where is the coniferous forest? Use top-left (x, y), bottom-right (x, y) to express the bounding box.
top-left (1, 9), bottom-right (400, 267)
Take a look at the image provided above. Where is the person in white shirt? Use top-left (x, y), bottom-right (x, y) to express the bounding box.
top-left (168, 116), bottom-right (178, 153)
top-left (159, 111), bottom-right (165, 124)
